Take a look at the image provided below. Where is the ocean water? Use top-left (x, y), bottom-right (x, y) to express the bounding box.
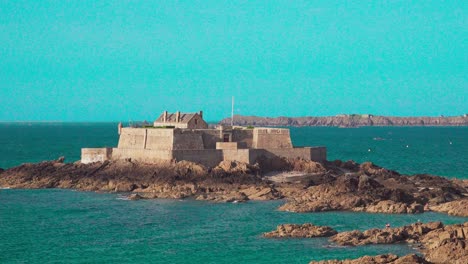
top-left (0, 123), bottom-right (467, 263)
top-left (1, 190), bottom-right (466, 264)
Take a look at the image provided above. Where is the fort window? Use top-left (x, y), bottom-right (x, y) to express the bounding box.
top-left (223, 134), bottom-right (230, 142)
top-left (195, 119), bottom-right (198, 125)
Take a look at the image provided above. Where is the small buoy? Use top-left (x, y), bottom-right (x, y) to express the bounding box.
top-left (406, 145), bottom-right (409, 148)
top-left (449, 141), bottom-right (453, 145)
top-left (368, 149), bottom-right (371, 152)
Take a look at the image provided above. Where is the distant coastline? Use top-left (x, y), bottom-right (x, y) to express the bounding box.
top-left (219, 114), bottom-right (468, 128)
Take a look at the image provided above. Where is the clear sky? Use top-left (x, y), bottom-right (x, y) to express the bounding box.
top-left (0, 1), bottom-right (466, 122)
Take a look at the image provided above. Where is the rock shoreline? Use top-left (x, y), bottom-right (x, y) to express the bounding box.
top-left (1, 158), bottom-right (468, 263)
top-left (263, 222), bottom-right (467, 263)
top-left (0, 157), bottom-right (467, 217)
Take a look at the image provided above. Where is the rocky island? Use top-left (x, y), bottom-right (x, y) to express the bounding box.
top-left (219, 114), bottom-right (468, 127)
top-left (1, 111), bottom-right (467, 263)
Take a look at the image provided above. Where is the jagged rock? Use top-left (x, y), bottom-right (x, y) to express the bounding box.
top-left (174, 160), bottom-right (207, 178)
top-left (240, 186), bottom-right (282, 200)
top-left (196, 190), bottom-right (249, 203)
top-left (263, 223), bottom-right (337, 238)
top-left (56, 156), bottom-right (65, 163)
top-left (309, 254), bottom-right (428, 264)
top-left (430, 199), bottom-right (468, 217)
top-left (330, 222), bottom-right (443, 246)
top-left (361, 200), bottom-right (424, 214)
top-left (420, 222), bottom-right (468, 264)
top-left (128, 193), bottom-right (142, 200)
top-left (322, 222), bottom-right (467, 264)
top-left (290, 159), bottom-right (327, 173)
top-left (0, 158), bottom-right (466, 215)
top-left (215, 160), bottom-right (258, 174)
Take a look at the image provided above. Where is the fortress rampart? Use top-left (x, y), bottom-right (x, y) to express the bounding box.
top-left (81, 111), bottom-right (327, 167)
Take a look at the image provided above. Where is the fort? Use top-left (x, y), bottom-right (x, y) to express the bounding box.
top-left (81, 111), bottom-right (327, 167)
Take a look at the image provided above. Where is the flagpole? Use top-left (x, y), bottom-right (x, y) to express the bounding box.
top-left (231, 96), bottom-right (234, 126)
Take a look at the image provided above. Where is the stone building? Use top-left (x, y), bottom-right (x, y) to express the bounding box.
top-left (154, 111), bottom-right (208, 129)
top-left (82, 111), bottom-right (326, 167)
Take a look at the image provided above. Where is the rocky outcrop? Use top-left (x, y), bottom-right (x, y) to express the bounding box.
top-left (354, 200), bottom-right (424, 214)
top-left (305, 222), bottom-right (467, 263)
top-left (320, 222), bottom-right (467, 264)
top-left (220, 114), bottom-right (468, 127)
top-left (263, 223), bottom-right (337, 238)
top-left (0, 159), bottom-right (274, 202)
top-left (0, 158), bottom-right (467, 216)
top-left (128, 193), bottom-right (142, 200)
top-left (309, 254), bottom-right (428, 264)
top-left (330, 222), bottom-right (443, 246)
top-left (430, 199), bottom-right (468, 217)
top-left (277, 161), bottom-right (467, 215)
top-left (421, 223), bottom-right (468, 264)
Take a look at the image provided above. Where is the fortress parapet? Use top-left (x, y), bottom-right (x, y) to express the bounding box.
top-left (81, 111), bottom-right (327, 166)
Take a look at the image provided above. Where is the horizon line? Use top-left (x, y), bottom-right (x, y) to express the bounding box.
top-left (0, 113), bottom-right (467, 123)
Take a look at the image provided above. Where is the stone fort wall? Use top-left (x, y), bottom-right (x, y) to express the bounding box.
top-left (252, 128), bottom-right (293, 149)
top-left (83, 147), bottom-right (326, 167)
top-left (117, 128), bottom-right (255, 150)
top-left (82, 127), bottom-right (327, 166)
top-left (81, 148), bottom-right (113, 164)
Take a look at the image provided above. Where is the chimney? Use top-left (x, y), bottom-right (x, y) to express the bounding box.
top-left (199, 110), bottom-right (203, 119)
top-left (176, 111), bottom-right (180, 123)
top-left (163, 111), bottom-right (168, 122)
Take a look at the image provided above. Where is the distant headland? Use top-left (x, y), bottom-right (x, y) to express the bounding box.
top-left (219, 114), bottom-right (468, 128)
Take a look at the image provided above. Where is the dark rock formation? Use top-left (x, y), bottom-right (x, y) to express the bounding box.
top-left (263, 223), bottom-right (337, 238)
top-left (277, 161), bottom-right (467, 215)
top-left (220, 114), bottom-right (468, 127)
top-left (0, 159), bottom-right (272, 202)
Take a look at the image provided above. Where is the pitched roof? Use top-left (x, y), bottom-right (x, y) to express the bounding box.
top-left (155, 112), bottom-right (197, 124)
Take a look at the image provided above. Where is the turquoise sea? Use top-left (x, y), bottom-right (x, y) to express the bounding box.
top-left (0, 123), bottom-right (467, 263)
